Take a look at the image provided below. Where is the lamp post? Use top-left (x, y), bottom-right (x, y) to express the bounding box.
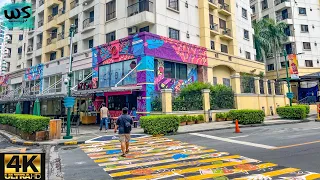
top-left (63, 24), bottom-right (76, 139)
top-left (283, 49), bottom-right (293, 106)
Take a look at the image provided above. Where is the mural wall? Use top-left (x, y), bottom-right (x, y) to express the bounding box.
top-left (0, 75), bottom-right (9, 87)
top-left (24, 64), bottom-right (44, 92)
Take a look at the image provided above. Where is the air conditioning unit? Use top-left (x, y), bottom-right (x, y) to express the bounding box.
top-left (128, 27), bottom-right (137, 35)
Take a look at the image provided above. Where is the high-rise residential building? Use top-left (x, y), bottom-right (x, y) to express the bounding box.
top-left (251, 0), bottom-right (320, 80)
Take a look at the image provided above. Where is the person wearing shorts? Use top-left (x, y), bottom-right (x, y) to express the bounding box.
top-left (114, 107), bottom-right (133, 157)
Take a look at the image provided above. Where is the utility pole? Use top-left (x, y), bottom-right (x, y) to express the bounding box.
top-left (63, 24), bottom-right (76, 139)
top-left (283, 49), bottom-right (293, 106)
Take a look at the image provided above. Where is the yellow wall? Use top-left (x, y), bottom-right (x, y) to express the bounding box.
top-left (212, 65), bottom-right (233, 84)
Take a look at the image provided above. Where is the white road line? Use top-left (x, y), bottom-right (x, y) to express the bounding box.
top-left (228, 135), bottom-right (249, 139)
top-left (190, 133), bottom-right (276, 149)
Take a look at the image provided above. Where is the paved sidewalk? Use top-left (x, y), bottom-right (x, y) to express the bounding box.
top-left (0, 114), bottom-right (315, 146)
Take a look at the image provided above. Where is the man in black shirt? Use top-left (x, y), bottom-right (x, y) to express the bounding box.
top-left (114, 107), bottom-right (133, 157)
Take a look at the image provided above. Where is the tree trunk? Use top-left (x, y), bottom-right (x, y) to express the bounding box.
top-left (274, 40), bottom-right (279, 80)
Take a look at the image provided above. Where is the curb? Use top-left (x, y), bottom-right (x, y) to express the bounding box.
top-left (176, 120), bottom-right (310, 135)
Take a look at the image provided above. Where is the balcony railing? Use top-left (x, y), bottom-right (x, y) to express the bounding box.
top-left (18, 54), bottom-right (22, 59)
top-left (127, 0), bottom-right (153, 17)
top-left (27, 45), bottom-right (33, 52)
top-left (275, 0), bottom-right (289, 6)
top-left (38, 19), bottom-right (43, 27)
top-left (208, 0), bottom-right (217, 4)
top-left (37, 42), bottom-right (42, 49)
top-left (75, 26), bottom-right (78, 34)
top-left (58, 8), bottom-right (65, 16)
top-left (48, 14), bottom-right (54, 22)
top-left (39, 0), bottom-right (44, 6)
top-left (83, 17), bottom-right (94, 29)
top-left (210, 23), bottom-right (219, 31)
top-left (276, 12), bottom-right (291, 21)
top-left (57, 32), bottom-right (65, 40)
top-left (221, 28), bottom-right (232, 37)
top-left (4, 54), bottom-right (11, 58)
top-left (70, 0), bottom-right (79, 10)
top-left (219, 3), bottom-right (230, 12)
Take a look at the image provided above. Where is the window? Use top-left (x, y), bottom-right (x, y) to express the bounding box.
top-left (251, 5), bottom-right (256, 14)
top-left (299, 7), bottom-right (306, 15)
top-left (89, 39), bottom-right (94, 48)
top-left (51, 29), bottom-right (57, 38)
top-left (106, 0), bottom-right (116, 21)
top-left (219, 19), bottom-right (226, 29)
top-left (139, 26), bottom-right (149, 32)
top-left (168, 0), bottom-right (179, 11)
top-left (164, 61), bottom-right (175, 78)
top-left (210, 41), bottom-right (215, 50)
top-left (244, 29), bottom-right (249, 40)
top-left (50, 52), bottom-right (56, 61)
top-left (18, 34), bottom-right (23, 40)
top-left (301, 25), bottom-right (309, 32)
top-left (303, 42), bottom-right (311, 50)
top-left (154, 59), bottom-right (158, 77)
top-left (176, 63), bottom-right (187, 80)
top-left (89, 11), bottom-right (94, 22)
top-left (209, 14), bottom-right (214, 26)
top-left (262, 0), bottom-right (268, 10)
top-left (61, 48), bottom-right (64, 57)
top-left (52, 6), bottom-right (58, 16)
top-left (223, 78), bottom-right (231, 87)
top-left (284, 26), bottom-right (291, 36)
top-left (221, 44), bottom-right (228, 53)
top-left (18, 47), bottom-right (22, 54)
top-left (281, 61), bottom-right (289, 68)
top-left (267, 64), bottom-right (274, 71)
top-left (213, 77), bottom-right (217, 85)
top-left (169, 28), bottom-right (179, 40)
top-left (73, 44), bottom-right (78, 53)
top-left (305, 60), bottom-right (313, 67)
top-left (242, 8), bottom-right (247, 19)
top-left (245, 51), bottom-right (251, 59)
top-left (106, 31), bottom-right (116, 43)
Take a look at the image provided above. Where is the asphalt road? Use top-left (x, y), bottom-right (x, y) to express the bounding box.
top-left (171, 121), bottom-right (320, 173)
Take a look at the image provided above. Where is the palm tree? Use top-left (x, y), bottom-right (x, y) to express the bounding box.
top-left (253, 20), bottom-right (272, 62)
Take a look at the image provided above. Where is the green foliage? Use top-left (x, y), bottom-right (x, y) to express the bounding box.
top-left (197, 115), bottom-right (204, 122)
top-left (276, 106), bottom-right (306, 119)
top-left (294, 105), bottom-right (310, 115)
top-left (140, 115), bottom-right (179, 135)
top-left (151, 95), bottom-right (162, 111)
top-left (210, 85), bottom-right (234, 110)
top-left (0, 114), bottom-right (50, 133)
top-left (228, 110), bottom-right (265, 125)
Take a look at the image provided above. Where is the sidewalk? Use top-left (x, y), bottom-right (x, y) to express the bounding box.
top-left (0, 114), bottom-right (315, 146)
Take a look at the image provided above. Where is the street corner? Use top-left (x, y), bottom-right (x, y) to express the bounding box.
top-left (78, 136), bottom-right (320, 180)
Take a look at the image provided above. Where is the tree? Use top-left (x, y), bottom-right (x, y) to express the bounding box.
top-left (253, 20), bottom-right (272, 62)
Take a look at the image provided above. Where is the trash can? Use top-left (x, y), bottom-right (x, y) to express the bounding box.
top-left (49, 119), bottom-right (61, 140)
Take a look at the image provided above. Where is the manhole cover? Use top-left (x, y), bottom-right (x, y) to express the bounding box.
top-left (61, 146), bottom-right (78, 151)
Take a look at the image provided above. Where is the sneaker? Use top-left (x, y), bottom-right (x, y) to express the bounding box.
top-left (99, 129), bottom-right (102, 131)
top-left (125, 149), bottom-right (129, 154)
top-left (105, 130), bottom-right (108, 133)
top-left (121, 154), bottom-right (126, 157)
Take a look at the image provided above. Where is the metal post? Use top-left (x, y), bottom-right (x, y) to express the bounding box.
top-left (63, 25), bottom-right (75, 139)
top-left (283, 49), bottom-right (292, 106)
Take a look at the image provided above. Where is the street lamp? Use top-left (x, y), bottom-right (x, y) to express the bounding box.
top-left (283, 49), bottom-right (293, 106)
top-left (63, 24), bottom-right (76, 139)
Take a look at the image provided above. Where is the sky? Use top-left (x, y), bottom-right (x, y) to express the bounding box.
top-left (0, 0), bottom-right (11, 9)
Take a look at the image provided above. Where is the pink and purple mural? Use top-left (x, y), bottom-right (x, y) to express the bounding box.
top-left (0, 75), bottom-right (9, 87)
top-left (24, 64), bottom-right (44, 92)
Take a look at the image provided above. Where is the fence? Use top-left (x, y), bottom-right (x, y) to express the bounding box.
top-left (240, 76), bottom-right (255, 93)
top-left (275, 81), bottom-right (283, 95)
top-left (259, 79), bottom-right (265, 94)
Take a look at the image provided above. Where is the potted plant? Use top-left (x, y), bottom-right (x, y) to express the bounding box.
top-left (197, 115), bottom-right (205, 124)
top-left (179, 115), bottom-right (187, 126)
top-left (226, 112), bottom-right (233, 121)
top-left (186, 116), bottom-right (195, 125)
top-left (216, 113), bottom-right (224, 121)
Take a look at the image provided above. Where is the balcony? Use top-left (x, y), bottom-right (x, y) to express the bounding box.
top-left (58, 8), bottom-right (65, 16)
top-left (275, 0), bottom-right (289, 6)
top-left (38, 19), bottom-right (43, 27)
top-left (18, 54), bottom-right (22, 59)
top-left (276, 12), bottom-right (292, 24)
top-left (208, 0), bottom-right (218, 9)
top-left (219, 3), bottom-right (231, 16)
top-left (220, 28), bottom-right (233, 40)
top-left (127, 0), bottom-right (155, 27)
top-left (46, 0), bottom-right (60, 8)
top-left (27, 45), bottom-right (33, 54)
top-left (57, 32), bottom-right (65, 41)
top-left (210, 23), bottom-right (219, 35)
top-left (37, 42), bottom-right (42, 49)
top-left (4, 54), bottom-right (11, 58)
top-left (47, 14), bottom-right (58, 30)
top-left (82, 17), bottom-right (95, 32)
top-left (39, 0), bottom-right (44, 7)
top-left (70, 0), bottom-right (79, 10)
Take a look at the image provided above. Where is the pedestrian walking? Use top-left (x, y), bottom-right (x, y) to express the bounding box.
top-left (100, 103), bottom-right (110, 132)
top-left (114, 107), bottom-right (133, 157)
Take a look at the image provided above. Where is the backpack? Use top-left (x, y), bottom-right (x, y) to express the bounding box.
top-left (123, 116), bottom-right (132, 133)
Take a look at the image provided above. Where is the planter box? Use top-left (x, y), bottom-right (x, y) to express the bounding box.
top-left (35, 131), bottom-right (47, 141)
top-left (197, 121), bottom-right (204, 124)
top-left (1, 124), bottom-right (49, 141)
top-left (180, 122), bottom-right (187, 126)
top-left (2, 125), bottom-right (9, 131)
top-left (226, 118), bottom-right (233, 121)
top-left (7, 126), bottom-right (17, 134)
top-left (187, 121), bottom-right (195, 125)
top-left (0, 124), bottom-right (4, 130)
top-left (216, 118), bottom-right (225, 122)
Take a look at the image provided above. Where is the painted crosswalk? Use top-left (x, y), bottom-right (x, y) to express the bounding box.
top-left (79, 136), bottom-right (320, 180)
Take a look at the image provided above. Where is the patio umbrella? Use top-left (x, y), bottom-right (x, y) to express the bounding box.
top-left (33, 98), bottom-right (41, 116)
top-left (15, 102), bottom-right (21, 114)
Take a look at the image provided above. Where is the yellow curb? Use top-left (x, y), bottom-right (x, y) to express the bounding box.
top-left (10, 139), bottom-right (16, 144)
top-left (23, 142), bottom-right (34, 146)
top-left (64, 141), bottom-right (78, 145)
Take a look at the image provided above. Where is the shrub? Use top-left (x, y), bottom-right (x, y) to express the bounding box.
top-left (210, 85), bottom-right (234, 110)
top-left (294, 105), bottom-right (310, 115)
top-left (276, 106), bottom-right (306, 119)
top-left (228, 110), bottom-right (265, 124)
top-left (216, 113), bottom-right (224, 119)
top-left (197, 115), bottom-right (205, 122)
top-left (140, 115), bottom-right (179, 135)
top-left (0, 114), bottom-right (50, 133)
top-left (151, 96), bottom-right (162, 111)
top-left (179, 115), bottom-right (187, 123)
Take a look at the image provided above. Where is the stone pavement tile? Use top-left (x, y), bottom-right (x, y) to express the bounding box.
top-left (78, 136), bottom-right (320, 180)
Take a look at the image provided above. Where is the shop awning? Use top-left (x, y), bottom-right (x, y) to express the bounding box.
top-left (277, 72), bottom-right (320, 82)
top-left (72, 85), bottom-right (142, 96)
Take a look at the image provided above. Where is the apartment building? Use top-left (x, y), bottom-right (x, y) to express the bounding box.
top-left (251, 0), bottom-right (320, 79)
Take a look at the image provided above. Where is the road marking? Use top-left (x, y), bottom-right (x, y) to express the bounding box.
top-left (190, 133), bottom-right (276, 149)
top-left (272, 140), bottom-right (320, 150)
top-left (229, 135), bottom-right (249, 139)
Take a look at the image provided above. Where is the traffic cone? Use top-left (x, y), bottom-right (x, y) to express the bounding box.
top-left (235, 119), bottom-right (241, 133)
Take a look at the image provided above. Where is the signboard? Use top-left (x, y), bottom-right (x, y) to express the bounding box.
top-left (288, 54), bottom-right (299, 79)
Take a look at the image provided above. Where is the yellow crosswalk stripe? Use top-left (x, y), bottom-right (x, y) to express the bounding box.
top-left (178, 163), bottom-right (278, 180)
top-left (234, 168), bottom-right (300, 180)
top-left (306, 174), bottom-right (320, 180)
top-left (98, 149), bottom-right (216, 166)
top-left (110, 155), bottom-right (242, 177)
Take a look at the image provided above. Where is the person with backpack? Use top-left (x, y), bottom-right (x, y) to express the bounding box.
top-left (114, 107), bottom-right (133, 157)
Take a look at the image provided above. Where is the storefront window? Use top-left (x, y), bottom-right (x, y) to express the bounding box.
top-left (110, 62), bottom-right (123, 86)
top-left (42, 74), bottom-right (62, 93)
top-left (108, 94), bottom-right (137, 110)
top-left (123, 60), bottom-right (137, 85)
top-left (99, 65), bottom-right (111, 88)
top-left (72, 68), bottom-right (92, 88)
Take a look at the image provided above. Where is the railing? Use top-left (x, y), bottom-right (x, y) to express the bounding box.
top-left (276, 12), bottom-right (291, 21)
top-left (48, 14), bottom-right (54, 22)
top-left (57, 32), bottom-right (65, 40)
top-left (259, 79), bottom-right (265, 94)
top-left (221, 28), bottom-right (232, 37)
top-left (38, 19), bottom-right (43, 27)
top-left (7, 39), bottom-right (12, 44)
top-left (4, 54), bottom-right (11, 58)
top-left (41, 78), bottom-right (62, 95)
top-left (39, 0), bottom-right (44, 6)
top-left (210, 23), bottom-right (219, 31)
top-left (18, 54), bottom-right (22, 59)
top-left (127, 0), bottom-right (153, 17)
top-left (27, 45), bottom-right (33, 52)
top-left (83, 17), bottom-right (94, 29)
top-left (37, 42), bottom-right (42, 49)
top-left (59, 8), bottom-right (65, 16)
top-left (106, 11), bottom-right (116, 21)
top-left (240, 76), bottom-right (255, 93)
top-left (47, 36), bottom-right (57, 45)
top-left (208, 0), bottom-right (217, 4)
top-left (275, 81), bottom-right (283, 95)
top-left (219, 3), bottom-right (230, 12)
top-left (275, 0), bottom-right (289, 6)
top-left (70, 0), bottom-right (79, 10)
top-left (71, 72), bottom-right (94, 90)
top-left (74, 26), bottom-right (78, 34)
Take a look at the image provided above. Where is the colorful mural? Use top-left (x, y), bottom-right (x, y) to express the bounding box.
top-left (79, 137), bottom-right (320, 180)
top-left (0, 75), bottom-right (9, 87)
top-left (154, 59), bottom-right (197, 92)
top-left (24, 64), bottom-right (44, 92)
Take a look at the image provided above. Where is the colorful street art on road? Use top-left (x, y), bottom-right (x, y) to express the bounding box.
top-left (79, 137), bottom-right (320, 180)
